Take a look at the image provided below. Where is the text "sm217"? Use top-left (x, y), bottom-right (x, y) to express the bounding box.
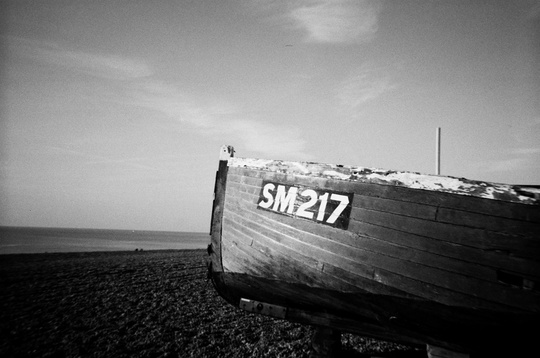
top-left (257, 181), bottom-right (353, 230)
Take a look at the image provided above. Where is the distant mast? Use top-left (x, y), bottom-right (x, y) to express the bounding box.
top-left (436, 127), bottom-right (441, 175)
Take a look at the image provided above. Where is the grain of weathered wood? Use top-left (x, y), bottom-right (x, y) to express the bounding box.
top-left (224, 184), bottom-right (538, 312)
top-left (209, 145), bottom-right (235, 273)
top-left (436, 206), bottom-right (540, 235)
top-left (226, 181), bottom-right (540, 281)
top-left (209, 149), bottom-right (540, 355)
top-left (224, 197), bottom-right (425, 301)
top-left (228, 166), bottom-right (540, 222)
top-left (349, 221), bottom-right (540, 281)
top-left (351, 207), bottom-right (539, 258)
top-left (229, 169), bottom-right (539, 250)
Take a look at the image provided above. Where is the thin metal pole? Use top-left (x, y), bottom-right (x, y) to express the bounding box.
top-left (436, 127), bottom-right (441, 175)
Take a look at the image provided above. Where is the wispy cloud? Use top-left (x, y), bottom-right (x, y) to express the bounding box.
top-left (46, 145), bottom-right (166, 174)
top-left (526, 1), bottom-right (540, 19)
top-left (225, 119), bottom-right (307, 158)
top-left (5, 36), bottom-right (309, 159)
top-left (4, 35), bottom-right (153, 79)
top-left (478, 146), bottom-right (540, 179)
top-left (481, 157), bottom-right (529, 173)
top-left (129, 80), bottom-right (211, 126)
top-left (512, 147), bottom-right (540, 155)
top-left (129, 80), bottom-right (309, 159)
top-left (288, 0), bottom-right (382, 43)
top-left (479, 119), bottom-right (540, 178)
top-left (509, 117), bottom-right (540, 145)
top-left (336, 63), bottom-right (396, 111)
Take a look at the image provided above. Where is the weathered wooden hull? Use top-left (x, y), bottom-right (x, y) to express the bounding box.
top-left (208, 146), bottom-right (540, 353)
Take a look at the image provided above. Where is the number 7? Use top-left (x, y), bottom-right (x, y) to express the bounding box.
top-left (326, 194), bottom-right (349, 224)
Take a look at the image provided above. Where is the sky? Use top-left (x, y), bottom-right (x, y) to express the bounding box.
top-left (1, 0), bottom-right (539, 232)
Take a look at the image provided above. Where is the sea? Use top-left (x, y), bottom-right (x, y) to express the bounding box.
top-left (0, 226), bottom-right (210, 255)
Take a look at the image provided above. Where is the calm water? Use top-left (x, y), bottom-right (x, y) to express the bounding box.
top-left (0, 226), bottom-right (210, 254)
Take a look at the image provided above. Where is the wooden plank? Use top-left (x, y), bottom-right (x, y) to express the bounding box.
top-left (214, 156), bottom-right (540, 354)
top-left (353, 182), bottom-right (540, 223)
top-left (436, 207), bottom-right (540, 236)
top-left (228, 172), bottom-right (263, 188)
top-left (223, 226), bottom-right (414, 324)
top-left (351, 231), bottom-right (496, 282)
top-left (353, 193), bottom-right (539, 239)
top-left (229, 166), bottom-right (540, 223)
top-left (220, 271), bottom-right (394, 330)
top-left (217, 273), bottom-right (452, 350)
top-left (224, 215), bottom-right (323, 277)
top-left (232, 180), bottom-right (539, 263)
top-left (351, 207), bottom-right (540, 259)
top-left (209, 147), bottom-right (234, 272)
top-left (217, 271), bottom-right (537, 353)
top-left (258, 217), bottom-right (539, 311)
top-left (224, 193), bottom-right (418, 299)
top-left (222, 223), bottom-right (402, 326)
top-left (223, 209), bottom-right (419, 299)
top-left (427, 345), bottom-right (469, 358)
top-left (355, 194), bottom-right (437, 221)
top-left (226, 181), bottom-right (540, 280)
top-left (349, 221), bottom-right (540, 281)
top-left (227, 175), bottom-right (540, 283)
top-left (227, 181), bottom-right (263, 202)
top-left (224, 197), bottom-right (378, 284)
top-left (223, 189), bottom-right (539, 312)
top-left (221, 236), bottom-right (274, 278)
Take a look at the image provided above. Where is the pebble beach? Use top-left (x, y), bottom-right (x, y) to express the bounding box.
top-left (0, 249), bottom-right (423, 357)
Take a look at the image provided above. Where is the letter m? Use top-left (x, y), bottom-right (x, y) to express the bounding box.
top-left (272, 185), bottom-right (298, 214)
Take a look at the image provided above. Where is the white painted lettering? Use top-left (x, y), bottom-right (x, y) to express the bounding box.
top-left (258, 183), bottom-right (275, 209)
top-left (297, 189), bottom-right (317, 219)
top-left (257, 181), bottom-right (352, 230)
top-left (327, 194), bottom-right (350, 224)
top-left (317, 192), bottom-right (329, 221)
top-left (272, 185), bottom-right (298, 214)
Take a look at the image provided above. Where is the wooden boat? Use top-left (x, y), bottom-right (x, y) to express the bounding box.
top-left (208, 145), bottom-right (539, 356)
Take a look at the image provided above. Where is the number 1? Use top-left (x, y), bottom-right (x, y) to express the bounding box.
top-left (317, 193), bottom-right (329, 221)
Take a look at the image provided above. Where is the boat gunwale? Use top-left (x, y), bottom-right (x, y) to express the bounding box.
top-left (228, 157), bottom-right (539, 205)
top-left (210, 146), bottom-right (540, 354)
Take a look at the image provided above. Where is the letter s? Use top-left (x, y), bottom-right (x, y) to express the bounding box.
top-left (258, 183), bottom-right (275, 209)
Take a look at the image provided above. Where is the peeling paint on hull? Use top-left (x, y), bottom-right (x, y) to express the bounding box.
top-left (209, 146), bottom-right (540, 354)
top-left (229, 157), bottom-right (539, 204)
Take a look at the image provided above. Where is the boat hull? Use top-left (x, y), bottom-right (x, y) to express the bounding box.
top-left (209, 147), bottom-right (540, 353)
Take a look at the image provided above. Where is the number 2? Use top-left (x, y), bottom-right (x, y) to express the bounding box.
top-left (296, 189), bottom-right (317, 219)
